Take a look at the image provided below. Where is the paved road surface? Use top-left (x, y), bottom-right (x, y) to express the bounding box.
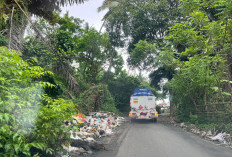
top-left (91, 118), bottom-right (232, 157)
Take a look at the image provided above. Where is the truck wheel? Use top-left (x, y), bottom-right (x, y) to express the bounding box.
top-left (153, 118), bottom-right (157, 123)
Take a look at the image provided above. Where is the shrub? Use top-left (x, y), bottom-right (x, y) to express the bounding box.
top-left (0, 47), bottom-right (77, 156)
top-left (78, 84), bottom-right (120, 114)
top-left (189, 114), bottom-right (198, 124)
top-left (156, 105), bottom-right (161, 114)
top-left (0, 34), bottom-right (8, 46)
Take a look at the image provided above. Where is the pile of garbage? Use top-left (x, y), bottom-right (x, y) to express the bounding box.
top-left (64, 112), bottom-right (125, 155)
top-left (177, 122), bottom-right (232, 148)
top-left (211, 132), bottom-right (231, 144)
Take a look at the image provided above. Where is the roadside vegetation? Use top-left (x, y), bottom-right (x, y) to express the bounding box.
top-left (100, 0), bottom-right (232, 134)
top-left (0, 0), bottom-right (157, 156)
top-left (0, 0), bottom-right (232, 156)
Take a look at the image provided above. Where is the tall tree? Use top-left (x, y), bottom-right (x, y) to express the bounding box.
top-left (99, 0), bottom-right (182, 90)
top-left (1, 0), bottom-right (86, 52)
top-left (76, 28), bottom-right (123, 83)
top-left (100, 0), bottom-right (181, 49)
top-left (24, 14), bottom-right (84, 96)
top-left (158, 0), bottom-right (232, 120)
top-left (23, 14), bottom-right (123, 96)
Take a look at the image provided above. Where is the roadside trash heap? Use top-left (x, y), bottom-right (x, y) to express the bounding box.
top-left (211, 132), bottom-right (231, 144)
top-left (177, 122), bottom-right (232, 147)
top-left (64, 112), bottom-right (125, 155)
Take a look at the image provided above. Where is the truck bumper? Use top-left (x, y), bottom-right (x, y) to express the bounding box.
top-left (129, 111), bottom-right (158, 119)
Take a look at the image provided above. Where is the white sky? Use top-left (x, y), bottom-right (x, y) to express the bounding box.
top-left (62, 0), bottom-right (106, 31)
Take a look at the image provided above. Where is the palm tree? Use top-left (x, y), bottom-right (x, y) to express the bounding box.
top-left (1, 0), bottom-right (87, 97)
top-left (98, 0), bottom-right (125, 32)
top-left (98, 0), bottom-right (127, 82)
top-left (28, 0), bottom-right (86, 20)
top-left (3, 0), bottom-right (86, 52)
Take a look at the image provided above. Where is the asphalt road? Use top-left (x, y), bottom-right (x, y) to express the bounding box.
top-left (91, 118), bottom-right (232, 157)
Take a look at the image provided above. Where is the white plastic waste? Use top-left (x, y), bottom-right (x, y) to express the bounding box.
top-left (212, 132), bottom-right (228, 142)
top-left (105, 129), bottom-right (113, 135)
top-left (85, 137), bottom-right (95, 142)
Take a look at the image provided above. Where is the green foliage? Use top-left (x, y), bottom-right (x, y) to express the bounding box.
top-left (77, 28), bottom-right (120, 83)
top-left (23, 14), bottom-right (83, 68)
top-left (103, 0), bottom-right (181, 50)
top-left (0, 47), bottom-right (77, 156)
top-left (189, 114), bottom-right (198, 124)
top-left (100, 0), bottom-right (182, 90)
top-left (107, 71), bottom-right (159, 113)
top-left (195, 123), bottom-right (217, 130)
top-left (0, 34), bottom-right (8, 46)
top-left (0, 0), bottom-right (11, 31)
top-left (168, 55), bottom-right (225, 121)
top-left (156, 105), bottom-right (161, 114)
top-left (128, 40), bottom-right (157, 70)
top-left (78, 84), bottom-right (120, 114)
top-left (32, 96), bottom-right (76, 156)
top-left (24, 14), bottom-right (123, 86)
top-left (195, 122), bottom-right (232, 136)
top-left (107, 71), bottom-right (141, 113)
top-left (161, 0), bottom-right (232, 125)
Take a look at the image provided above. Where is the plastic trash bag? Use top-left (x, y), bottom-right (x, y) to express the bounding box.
top-left (212, 132), bottom-right (228, 142)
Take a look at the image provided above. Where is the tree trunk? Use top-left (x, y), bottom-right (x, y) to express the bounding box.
top-left (104, 50), bottom-right (115, 82)
top-left (7, 8), bottom-right (27, 53)
top-left (169, 89), bottom-right (175, 116)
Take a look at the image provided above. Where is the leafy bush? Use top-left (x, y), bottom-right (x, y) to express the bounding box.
top-left (0, 34), bottom-right (8, 46)
top-left (78, 84), bottom-right (120, 114)
top-left (168, 55), bottom-right (225, 122)
top-left (189, 114), bottom-right (198, 124)
top-left (225, 123), bottom-right (232, 136)
top-left (156, 105), bottom-right (161, 114)
top-left (107, 71), bottom-right (142, 113)
top-left (0, 47), bottom-right (77, 156)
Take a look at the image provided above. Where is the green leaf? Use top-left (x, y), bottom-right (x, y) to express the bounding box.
top-left (29, 142), bottom-right (46, 151)
top-left (211, 87), bottom-right (219, 92)
top-left (46, 148), bottom-right (54, 155)
top-left (222, 92), bottom-right (231, 96)
top-left (4, 144), bottom-right (12, 152)
top-left (14, 144), bottom-right (20, 154)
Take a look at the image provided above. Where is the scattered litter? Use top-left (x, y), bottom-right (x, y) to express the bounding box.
top-left (206, 130), bottom-right (212, 136)
top-left (67, 112), bottom-right (124, 140)
top-left (64, 112), bottom-right (125, 155)
top-left (212, 132), bottom-right (230, 142)
top-left (180, 122), bottom-right (185, 128)
top-left (85, 137), bottom-right (95, 142)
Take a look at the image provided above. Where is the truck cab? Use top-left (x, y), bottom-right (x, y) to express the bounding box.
top-left (129, 89), bottom-right (158, 121)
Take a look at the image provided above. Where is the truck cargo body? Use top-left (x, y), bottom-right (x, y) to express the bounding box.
top-left (129, 89), bottom-right (158, 120)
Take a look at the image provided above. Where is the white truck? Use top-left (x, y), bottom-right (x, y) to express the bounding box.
top-left (129, 89), bottom-right (158, 122)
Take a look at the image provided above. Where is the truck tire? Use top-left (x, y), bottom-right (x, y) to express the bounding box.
top-left (153, 118), bottom-right (157, 123)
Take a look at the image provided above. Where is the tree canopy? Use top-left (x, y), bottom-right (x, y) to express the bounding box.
top-left (1, 0), bottom-right (232, 156)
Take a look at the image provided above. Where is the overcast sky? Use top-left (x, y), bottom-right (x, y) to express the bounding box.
top-left (62, 0), bottom-right (106, 31)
